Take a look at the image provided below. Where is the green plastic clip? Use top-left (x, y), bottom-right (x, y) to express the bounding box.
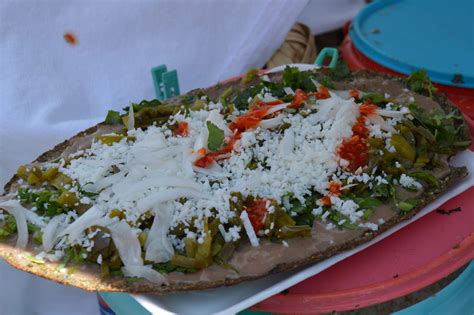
top-left (151, 65), bottom-right (180, 100)
top-left (314, 47), bottom-right (339, 69)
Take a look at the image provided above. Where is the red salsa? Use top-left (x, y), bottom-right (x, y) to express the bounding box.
top-left (245, 198), bottom-right (268, 232)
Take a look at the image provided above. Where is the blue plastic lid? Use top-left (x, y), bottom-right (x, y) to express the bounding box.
top-left (350, 0), bottom-right (474, 88)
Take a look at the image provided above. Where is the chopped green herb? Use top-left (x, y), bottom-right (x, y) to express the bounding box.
top-left (409, 171), bottom-right (439, 188)
top-left (372, 181), bottom-right (395, 199)
top-left (206, 121), bottom-right (225, 152)
top-left (104, 110), bottom-right (122, 125)
top-left (242, 68), bottom-right (259, 85)
top-left (406, 69), bottom-right (437, 97)
top-left (398, 198), bottom-right (420, 212)
top-left (282, 66), bottom-right (316, 92)
top-left (408, 102), bottom-right (470, 154)
top-left (361, 92), bottom-right (387, 105)
top-left (22, 253), bottom-right (45, 264)
top-left (123, 99), bottom-right (162, 113)
top-left (153, 261), bottom-right (197, 274)
top-left (76, 182), bottom-right (100, 198)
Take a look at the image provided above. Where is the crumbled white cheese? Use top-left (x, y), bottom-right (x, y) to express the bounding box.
top-left (399, 174), bottom-right (422, 189)
top-left (10, 84), bottom-right (405, 262)
top-left (312, 207), bottom-right (323, 216)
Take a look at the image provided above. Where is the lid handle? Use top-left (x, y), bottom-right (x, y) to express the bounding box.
top-left (314, 47), bottom-right (339, 69)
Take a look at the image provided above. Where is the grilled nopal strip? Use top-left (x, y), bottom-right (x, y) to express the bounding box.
top-left (0, 67), bottom-right (471, 293)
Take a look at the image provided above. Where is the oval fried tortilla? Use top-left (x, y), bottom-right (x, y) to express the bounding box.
top-left (0, 69), bottom-right (471, 293)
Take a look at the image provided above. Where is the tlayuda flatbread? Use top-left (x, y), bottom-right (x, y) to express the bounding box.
top-left (0, 67), bottom-right (471, 293)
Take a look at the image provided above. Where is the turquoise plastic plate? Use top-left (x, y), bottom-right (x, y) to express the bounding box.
top-left (350, 0), bottom-right (474, 88)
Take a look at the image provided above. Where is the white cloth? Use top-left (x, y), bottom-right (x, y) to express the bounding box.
top-left (299, 0), bottom-right (364, 34)
top-left (0, 1), bottom-right (361, 314)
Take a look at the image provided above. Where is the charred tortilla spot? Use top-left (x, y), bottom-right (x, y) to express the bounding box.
top-left (435, 207), bottom-right (462, 215)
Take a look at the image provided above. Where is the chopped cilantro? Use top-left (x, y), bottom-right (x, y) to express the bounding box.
top-left (122, 99), bottom-right (162, 113)
top-left (153, 261), bottom-right (197, 274)
top-left (282, 66), bottom-right (317, 92)
top-left (242, 68), bottom-right (259, 85)
top-left (409, 171), bottom-right (439, 188)
top-left (206, 121), bottom-right (225, 152)
top-left (408, 102), bottom-right (470, 154)
top-left (104, 110), bottom-right (122, 125)
top-left (361, 92), bottom-right (387, 105)
top-left (398, 198), bottom-right (420, 212)
top-left (406, 69), bottom-right (437, 97)
top-left (17, 188), bottom-right (68, 217)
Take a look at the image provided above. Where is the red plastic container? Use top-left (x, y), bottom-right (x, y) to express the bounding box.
top-left (341, 36), bottom-right (474, 119)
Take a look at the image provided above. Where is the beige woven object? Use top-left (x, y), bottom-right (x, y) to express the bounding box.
top-left (267, 22), bottom-right (317, 68)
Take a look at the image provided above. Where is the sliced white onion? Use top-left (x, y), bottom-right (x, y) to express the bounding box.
top-left (265, 102), bottom-right (291, 116)
top-left (218, 224), bottom-right (231, 242)
top-left (130, 140), bottom-right (184, 158)
top-left (311, 78), bottom-right (321, 89)
top-left (260, 94), bottom-right (278, 102)
top-left (24, 209), bottom-right (46, 228)
top-left (120, 177), bottom-right (201, 201)
top-left (332, 90), bottom-right (351, 100)
top-left (127, 104), bottom-right (135, 131)
top-left (122, 265), bottom-right (168, 285)
top-left (42, 214), bottom-right (67, 252)
top-left (108, 220), bottom-right (143, 266)
top-left (0, 199), bottom-right (28, 248)
top-left (181, 148), bottom-right (195, 178)
top-left (92, 172), bottom-right (125, 192)
top-left (279, 128), bottom-right (295, 156)
top-left (193, 125), bottom-right (209, 151)
top-left (313, 96), bottom-right (340, 120)
top-left (368, 114), bottom-right (397, 133)
top-left (136, 188), bottom-right (204, 214)
top-left (259, 115), bottom-right (285, 129)
top-left (145, 205), bottom-right (174, 263)
top-left (283, 87), bottom-right (294, 95)
top-left (135, 145), bottom-right (185, 161)
top-left (377, 107), bottom-right (410, 118)
top-left (240, 210), bottom-right (259, 247)
top-left (192, 163), bottom-right (229, 178)
top-left (58, 206), bottom-right (103, 240)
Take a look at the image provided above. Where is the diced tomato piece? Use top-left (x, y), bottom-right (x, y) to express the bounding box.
top-left (289, 89), bottom-right (308, 109)
top-left (359, 103), bottom-right (378, 116)
top-left (249, 100), bottom-right (284, 111)
top-left (320, 195), bottom-right (332, 206)
top-left (328, 180), bottom-right (341, 195)
top-left (264, 100), bottom-right (284, 106)
top-left (352, 116), bottom-right (369, 138)
top-left (245, 198), bottom-right (268, 232)
top-left (229, 105), bottom-right (273, 132)
top-left (313, 86), bottom-right (331, 100)
top-left (349, 89), bottom-right (359, 99)
top-left (173, 121), bottom-right (189, 137)
top-left (338, 135), bottom-right (369, 172)
top-left (229, 115), bottom-right (261, 132)
top-left (194, 155), bottom-right (214, 168)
